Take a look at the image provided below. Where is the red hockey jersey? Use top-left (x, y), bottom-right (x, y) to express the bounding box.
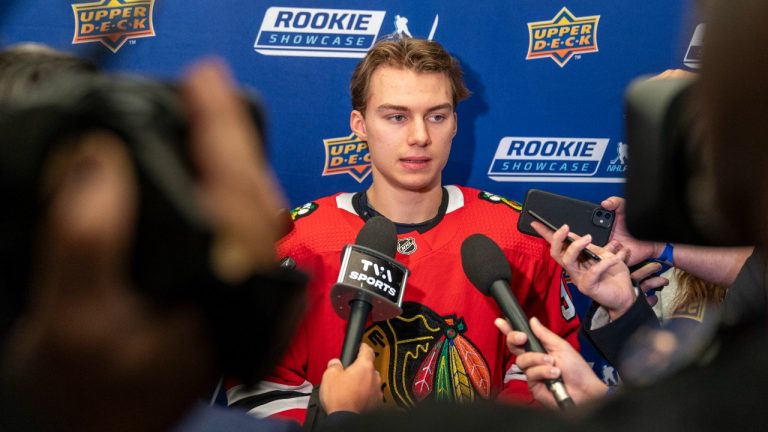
top-left (227, 185), bottom-right (579, 423)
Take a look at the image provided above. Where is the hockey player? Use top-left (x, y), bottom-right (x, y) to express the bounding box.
top-left (227, 37), bottom-right (581, 424)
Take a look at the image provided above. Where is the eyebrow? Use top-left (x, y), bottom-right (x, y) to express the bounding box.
top-left (375, 103), bottom-right (454, 113)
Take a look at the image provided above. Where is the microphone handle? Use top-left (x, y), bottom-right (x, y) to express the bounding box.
top-left (340, 299), bottom-right (373, 367)
top-left (489, 281), bottom-right (575, 410)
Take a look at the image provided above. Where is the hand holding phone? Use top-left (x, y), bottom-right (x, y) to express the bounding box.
top-left (518, 189), bottom-right (614, 247)
top-left (528, 210), bottom-right (601, 262)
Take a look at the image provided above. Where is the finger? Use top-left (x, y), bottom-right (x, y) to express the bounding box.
top-left (494, 317), bottom-right (512, 335)
top-left (604, 240), bottom-right (622, 254)
top-left (600, 196), bottom-right (624, 213)
top-left (515, 352), bottom-right (555, 371)
top-left (530, 317), bottom-right (571, 352)
top-left (182, 60), bottom-right (286, 281)
top-left (579, 253), bottom-right (625, 289)
top-left (521, 364), bottom-right (562, 382)
top-left (645, 293), bottom-right (659, 307)
top-left (637, 276), bottom-right (669, 293)
top-left (505, 332), bottom-right (529, 356)
top-left (548, 224), bottom-right (571, 262)
top-left (326, 358), bottom-right (343, 369)
top-left (629, 262), bottom-right (663, 282)
top-left (356, 343), bottom-right (376, 364)
top-left (39, 131), bottom-right (136, 299)
top-left (561, 233), bottom-right (593, 268)
top-left (530, 221), bottom-right (554, 243)
top-left (183, 60), bottom-right (266, 177)
top-left (495, 318), bottom-right (528, 355)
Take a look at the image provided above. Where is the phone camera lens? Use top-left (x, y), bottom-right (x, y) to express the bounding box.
top-left (605, 213), bottom-right (612, 220)
top-left (596, 210), bottom-right (603, 216)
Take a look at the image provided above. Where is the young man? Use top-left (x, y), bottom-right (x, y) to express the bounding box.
top-left (227, 38), bottom-right (580, 423)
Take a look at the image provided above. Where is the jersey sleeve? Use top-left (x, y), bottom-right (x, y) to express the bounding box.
top-left (225, 227), bottom-right (315, 424)
top-left (225, 321), bottom-right (312, 424)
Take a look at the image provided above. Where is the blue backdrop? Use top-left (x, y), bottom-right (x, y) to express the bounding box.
top-left (1, 0), bottom-right (703, 384)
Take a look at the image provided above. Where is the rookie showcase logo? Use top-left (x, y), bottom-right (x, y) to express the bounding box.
top-left (72, 0), bottom-right (155, 53)
top-left (322, 133), bottom-right (372, 182)
top-left (253, 7), bottom-right (439, 58)
top-left (488, 136), bottom-right (623, 183)
top-left (254, 7), bottom-right (386, 58)
top-left (526, 7), bottom-right (600, 67)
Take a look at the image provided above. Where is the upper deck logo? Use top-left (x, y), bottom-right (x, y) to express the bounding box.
top-left (322, 133), bottom-right (371, 183)
top-left (527, 7), bottom-right (600, 67)
top-left (254, 7), bottom-right (386, 58)
top-left (72, 0), bottom-right (155, 53)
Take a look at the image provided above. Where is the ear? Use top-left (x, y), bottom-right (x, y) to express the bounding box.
top-left (350, 110), bottom-right (367, 140)
top-left (451, 111), bottom-right (458, 137)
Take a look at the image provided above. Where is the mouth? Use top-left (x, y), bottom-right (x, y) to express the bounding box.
top-left (400, 157), bottom-right (431, 169)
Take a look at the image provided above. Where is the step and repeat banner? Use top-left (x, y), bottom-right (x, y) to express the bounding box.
top-left (1, 0), bottom-right (703, 384)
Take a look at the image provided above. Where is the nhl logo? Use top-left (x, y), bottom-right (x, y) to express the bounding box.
top-left (397, 237), bottom-right (417, 255)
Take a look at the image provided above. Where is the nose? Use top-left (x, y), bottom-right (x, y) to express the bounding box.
top-left (407, 118), bottom-right (431, 147)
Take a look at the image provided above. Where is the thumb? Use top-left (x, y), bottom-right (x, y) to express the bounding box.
top-left (355, 343), bottom-right (375, 365)
top-left (529, 317), bottom-right (569, 352)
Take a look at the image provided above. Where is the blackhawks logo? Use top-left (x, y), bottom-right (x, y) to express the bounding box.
top-left (363, 302), bottom-right (491, 408)
top-left (478, 191), bottom-right (522, 211)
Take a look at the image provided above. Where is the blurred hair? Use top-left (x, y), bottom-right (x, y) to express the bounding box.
top-left (0, 43), bottom-right (96, 106)
top-left (668, 269), bottom-right (727, 315)
top-left (350, 37), bottom-right (470, 114)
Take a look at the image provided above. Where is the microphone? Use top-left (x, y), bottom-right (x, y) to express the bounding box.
top-left (460, 233), bottom-right (575, 410)
top-left (331, 216), bottom-right (409, 367)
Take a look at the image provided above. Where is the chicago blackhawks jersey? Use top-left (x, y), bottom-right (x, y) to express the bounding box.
top-left (227, 185), bottom-right (579, 423)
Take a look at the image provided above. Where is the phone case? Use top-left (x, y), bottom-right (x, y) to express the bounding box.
top-left (517, 189), bottom-right (614, 246)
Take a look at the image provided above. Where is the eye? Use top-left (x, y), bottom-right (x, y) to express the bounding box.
top-left (388, 114), bottom-right (406, 123)
top-left (428, 114), bottom-right (446, 122)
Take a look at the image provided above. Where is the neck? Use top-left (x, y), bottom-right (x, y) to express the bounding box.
top-left (367, 182), bottom-right (443, 224)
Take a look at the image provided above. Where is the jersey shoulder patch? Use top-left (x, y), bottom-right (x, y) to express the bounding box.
top-left (290, 201), bottom-right (319, 221)
top-left (477, 191), bottom-right (522, 212)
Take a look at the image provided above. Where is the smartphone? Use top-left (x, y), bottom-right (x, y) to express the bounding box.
top-left (527, 210), bottom-right (602, 261)
top-left (517, 189), bottom-right (614, 246)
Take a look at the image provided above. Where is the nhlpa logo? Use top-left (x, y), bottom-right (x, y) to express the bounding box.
top-left (383, 14), bottom-right (439, 41)
top-left (322, 133), bottom-right (371, 183)
top-left (72, 0), bottom-right (155, 53)
top-left (488, 136), bottom-right (617, 183)
top-left (607, 141), bottom-right (629, 173)
top-left (684, 24), bottom-right (705, 69)
top-left (253, 7), bottom-right (386, 58)
top-left (526, 7), bottom-right (600, 67)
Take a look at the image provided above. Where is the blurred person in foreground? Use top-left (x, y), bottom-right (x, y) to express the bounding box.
top-left (0, 57), bottom-right (379, 431)
top-left (0, 43), bottom-right (98, 343)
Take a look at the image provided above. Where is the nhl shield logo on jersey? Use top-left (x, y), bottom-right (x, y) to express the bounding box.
top-left (72, 0), bottom-right (156, 53)
top-left (362, 302), bottom-right (491, 408)
top-left (478, 191), bottom-right (522, 211)
top-left (290, 201), bottom-right (318, 221)
top-left (397, 237), bottom-right (417, 255)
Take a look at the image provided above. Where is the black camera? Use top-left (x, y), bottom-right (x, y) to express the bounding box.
top-left (624, 75), bottom-right (750, 246)
top-left (0, 73), bottom-right (306, 386)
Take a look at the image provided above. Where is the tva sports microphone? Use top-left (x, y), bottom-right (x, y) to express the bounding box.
top-left (461, 233), bottom-right (575, 410)
top-left (331, 216), bottom-right (409, 367)
top-left (305, 217), bottom-right (409, 432)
